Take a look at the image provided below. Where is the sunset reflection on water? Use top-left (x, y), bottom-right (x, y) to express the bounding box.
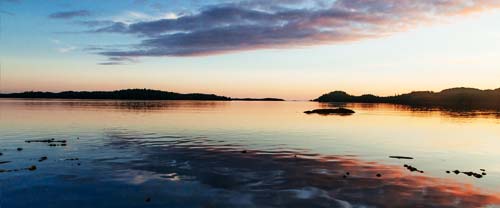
top-left (1, 99), bottom-right (499, 207)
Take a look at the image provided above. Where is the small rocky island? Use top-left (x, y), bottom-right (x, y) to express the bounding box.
top-left (304, 108), bottom-right (355, 115)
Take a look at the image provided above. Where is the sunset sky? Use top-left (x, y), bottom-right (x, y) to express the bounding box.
top-left (1, 0), bottom-right (500, 100)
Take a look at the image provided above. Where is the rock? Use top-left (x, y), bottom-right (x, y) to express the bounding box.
top-left (376, 173), bottom-right (382, 177)
top-left (0, 161), bottom-right (11, 164)
top-left (453, 170), bottom-right (460, 174)
top-left (0, 152), bottom-right (3, 156)
top-left (304, 108), bottom-right (355, 115)
top-left (461, 171), bottom-right (484, 179)
top-left (346, 172), bottom-right (350, 175)
top-left (480, 169), bottom-right (485, 171)
top-left (27, 165), bottom-right (37, 171)
top-left (446, 171), bottom-right (450, 174)
top-left (389, 156), bottom-right (414, 160)
top-left (241, 150), bottom-right (247, 154)
top-left (38, 156), bottom-right (48, 162)
top-left (403, 164), bottom-right (424, 173)
top-left (17, 148), bottom-right (23, 151)
top-left (145, 197), bottom-right (151, 202)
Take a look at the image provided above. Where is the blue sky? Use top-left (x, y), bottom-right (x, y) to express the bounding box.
top-left (1, 0), bottom-right (500, 99)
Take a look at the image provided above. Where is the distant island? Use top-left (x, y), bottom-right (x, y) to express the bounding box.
top-left (314, 87), bottom-right (500, 110)
top-left (0, 89), bottom-right (283, 101)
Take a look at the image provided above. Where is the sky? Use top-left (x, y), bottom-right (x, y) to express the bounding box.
top-left (1, 0), bottom-right (500, 100)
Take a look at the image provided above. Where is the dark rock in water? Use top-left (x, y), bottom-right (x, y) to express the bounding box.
top-left (460, 171), bottom-right (484, 179)
top-left (26, 138), bottom-right (67, 147)
top-left (17, 148), bottom-right (23, 151)
top-left (480, 169), bottom-right (485, 171)
top-left (27, 165), bottom-right (37, 171)
top-left (453, 170), bottom-right (460, 174)
top-left (346, 172), bottom-right (350, 175)
top-left (145, 197), bottom-right (151, 202)
top-left (26, 138), bottom-right (67, 143)
top-left (304, 108), bottom-right (355, 115)
top-left (462, 172), bottom-right (473, 176)
top-left (389, 156), bottom-right (414, 160)
top-left (376, 173), bottom-right (382, 177)
top-left (446, 171), bottom-right (451, 174)
top-left (38, 156), bottom-right (48, 162)
top-left (241, 150), bottom-right (247, 154)
top-left (0, 161), bottom-right (11, 164)
top-left (65, 158), bottom-right (79, 161)
top-left (482, 172), bottom-right (486, 175)
top-left (77, 163), bottom-right (81, 166)
top-left (48, 143), bottom-right (67, 147)
top-left (403, 164), bottom-right (424, 173)
top-left (0, 152), bottom-right (3, 156)
top-left (342, 175), bottom-right (347, 179)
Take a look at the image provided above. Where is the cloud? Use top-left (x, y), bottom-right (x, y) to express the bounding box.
top-left (57, 46), bottom-right (77, 53)
top-left (49, 10), bottom-right (91, 19)
top-left (99, 57), bottom-right (136, 65)
top-left (75, 20), bottom-right (115, 27)
top-left (87, 0), bottom-right (500, 63)
top-left (50, 38), bottom-right (77, 53)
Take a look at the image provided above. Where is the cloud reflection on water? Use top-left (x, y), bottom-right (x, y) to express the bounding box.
top-left (103, 131), bottom-right (500, 208)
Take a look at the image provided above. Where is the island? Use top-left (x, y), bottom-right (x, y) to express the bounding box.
top-left (313, 87), bottom-right (500, 110)
top-left (0, 89), bottom-right (284, 101)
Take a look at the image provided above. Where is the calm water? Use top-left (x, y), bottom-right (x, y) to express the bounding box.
top-left (1, 99), bottom-right (499, 207)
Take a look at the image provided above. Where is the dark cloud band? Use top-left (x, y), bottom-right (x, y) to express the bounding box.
top-left (49, 10), bottom-right (91, 19)
top-left (88, 0), bottom-right (500, 63)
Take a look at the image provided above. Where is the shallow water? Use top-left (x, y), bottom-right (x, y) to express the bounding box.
top-left (0, 99), bottom-right (499, 207)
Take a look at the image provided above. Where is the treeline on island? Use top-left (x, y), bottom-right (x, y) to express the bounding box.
top-left (314, 87), bottom-right (500, 110)
top-left (0, 89), bottom-right (284, 101)
top-left (0, 89), bottom-right (231, 100)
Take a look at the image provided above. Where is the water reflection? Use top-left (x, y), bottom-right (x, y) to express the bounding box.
top-left (2, 99), bottom-right (500, 207)
top-left (322, 102), bottom-right (500, 119)
top-left (101, 131), bottom-right (500, 208)
top-left (1, 99), bottom-right (229, 112)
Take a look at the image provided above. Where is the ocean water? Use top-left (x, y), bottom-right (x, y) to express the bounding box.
top-left (0, 99), bottom-right (499, 207)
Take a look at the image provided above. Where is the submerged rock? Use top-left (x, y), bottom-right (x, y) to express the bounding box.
top-left (27, 165), bottom-right (37, 171)
top-left (304, 108), bottom-right (355, 115)
top-left (38, 156), bottom-right (48, 162)
top-left (17, 148), bottom-right (23, 151)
